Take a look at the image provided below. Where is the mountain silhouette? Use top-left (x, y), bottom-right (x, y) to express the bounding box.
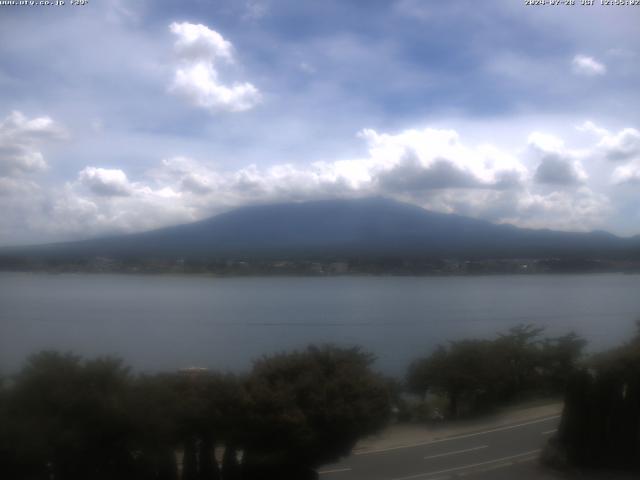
top-left (4, 197), bottom-right (639, 260)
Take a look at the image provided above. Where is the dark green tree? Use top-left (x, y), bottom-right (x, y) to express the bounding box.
top-left (539, 332), bottom-right (587, 394)
top-left (241, 345), bottom-right (391, 479)
top-left (7, 352), bottom-right (136, 480)
top-left (407, 325), bottom-right (585, 418)
top-left (494, 324), bottom-right (545, 398)
top-left (127, 374), bottom-right (182, 480)
top-left (221, 445), bottom-right (241, 480)
top-left (407, 340), bottom-right (505, 417)
top-left (552, 322), bottom-right (640, 472)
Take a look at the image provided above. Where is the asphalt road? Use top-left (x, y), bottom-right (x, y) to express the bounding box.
top-left (318, 415), bottom-right (561, 480)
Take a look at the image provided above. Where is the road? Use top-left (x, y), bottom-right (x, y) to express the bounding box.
top-left (318, 415), bottom-right (561, 480)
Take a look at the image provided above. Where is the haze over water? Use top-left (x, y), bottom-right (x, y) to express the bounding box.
top-left (1, 272), bottom-right (639, 376)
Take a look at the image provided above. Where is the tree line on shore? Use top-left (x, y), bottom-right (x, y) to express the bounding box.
top-left (2, 324), bottom-right (638, 479)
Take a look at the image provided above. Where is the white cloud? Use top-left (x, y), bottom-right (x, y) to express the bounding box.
top-left (611, 162), bottom-right (640, 185)
top-left (2, 122), bottom-right (637, 244)
top-left (359, 127), bottom-right (527, 189)
top-left (410, 187), bottom-right (609, 233)
top-left (528, 132), bottom-right (565, 153)
top-left (597, 127), bottom-right (640, 162)
top-left (78, 167), bottom-right (136, 197)
top-left (168, 22), bottom-right (261, 113)
top-left (0, 111), bottom-right (66, 177)
top-left (577, 120), bottom-right (609, 138)
top-left (502, 187), bottom-right (610, 232)
top-left (577, 122), bottom-right (640, 184)
top-left (572, 54), bottom-right (606, 76)
top-left (43, 127), bottom-right (553, 237)
top-left (170, 22), bottom-right (234, 63)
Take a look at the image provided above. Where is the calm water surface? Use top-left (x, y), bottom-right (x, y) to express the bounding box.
top-left (1, 272), bottom-right (639, 375)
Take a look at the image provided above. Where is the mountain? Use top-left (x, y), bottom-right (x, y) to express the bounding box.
top-left (2, 197), bottom-right (639, 261)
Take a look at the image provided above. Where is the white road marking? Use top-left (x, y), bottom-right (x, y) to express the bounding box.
top-left (318, 467), bottom-right (352, 475)
top-left (457, 453), bottom-right (538, 476)
top-left (356, 415), bottom-right (560, 455)
top-left (389, 449), bottom-right (541, 480)
top-left (423, 445), bottom-right (488, 460)
top-left (541, 429), bottom-right (557, 435)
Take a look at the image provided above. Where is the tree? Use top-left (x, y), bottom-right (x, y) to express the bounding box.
top-left (126, 374), bottom-right (182, 480)
top-left (166, 371), bottom-right (246, 480)
top-left (7, 351), bottom-right (136, 480)
top-left (553, 330), bottom-right (640, 472)
top-left (241, 345), bottom-right (391, 479)
top-left (0, 373), bottom-right (22, 478)
top-left (494, 324), bottom-right (545, 398)
top-left (407, 325), bottom-right (586, 418)
top-left (407, 340), bottom-right (505, 417)
top-left (539, 332), bottom-right (587, 394)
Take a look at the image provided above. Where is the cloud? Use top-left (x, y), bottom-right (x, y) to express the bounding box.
top-left (106, 0), bottom-right (139, 25)
top-left (168, 22), bottom-right (261, 112)
top-left (149, 156), bottom-right (222, 195)
top-left (528, 132), bottom-right (587, 186)
top-left (29, 126), bottom-right (531, 239)
top-left (534, 154), bottom-right (586, 186)
top-left (78, 167), bottom-right (135, 197)
top-left (505, 187), bottom-right (610, 232)
top-left (376, 153), bottom-right (483, 192)
top-left (170, 22), bottom-right (234, 63)
top-left (597, 127), bottom-right (640, 162)
top-left (0, 111), bottom-right (66, 177)
top-left (577, 120), bottom-right (609, 138)
top-left (577, 122), bottom-right (640, 184)
top-left (411, 187), bottom-right (610, 233)
top-left (611, 162), bottom-right (640, 185)
top-left (1, 121), bottom-right (636, 245)
top-left (572, 54), bottom-right (606, 76)
top-left (360, 127), bottom-right (527, 189)
top-left (299, 62), bottom-right (316, 74)
top-left (30, 125), bottom-right (529, 240)
top-left (243, 0), bottom-right (269, 20)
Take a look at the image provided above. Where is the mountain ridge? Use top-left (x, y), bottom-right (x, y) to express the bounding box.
top-left (2, 197), bottom-right (639, 261)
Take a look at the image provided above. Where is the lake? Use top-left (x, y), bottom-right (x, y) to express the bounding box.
top-left (1, 272), bottom-right (639, 376)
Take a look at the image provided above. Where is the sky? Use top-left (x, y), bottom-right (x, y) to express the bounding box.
top-left (0, 0), bottom-right (639, 246)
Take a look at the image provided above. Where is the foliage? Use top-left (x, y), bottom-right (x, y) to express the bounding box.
top-left (5, 352), bottom-right (135, 480)
top-left (407, 325), bottom-right (586, 418)
top-left (241, 345), bottom-right (391, 478)
top-left (0, 345), bottom-right (390, 480)
top-left (553, 323), bottom-right (640, 472)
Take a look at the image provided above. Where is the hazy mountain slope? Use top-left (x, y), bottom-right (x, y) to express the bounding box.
top-left (3, 197), bottom-right (638, 260)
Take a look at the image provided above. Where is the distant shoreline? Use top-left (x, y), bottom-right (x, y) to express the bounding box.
top-left (1, 265), bottom-right (639, 277)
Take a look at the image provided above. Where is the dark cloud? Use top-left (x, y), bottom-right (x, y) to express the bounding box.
top-left (376, 152), bottom-right (481, 192)
top-left (375, 150), bottom-right (521, 193)
top-left (534, 153), bottom-right (585, 186)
